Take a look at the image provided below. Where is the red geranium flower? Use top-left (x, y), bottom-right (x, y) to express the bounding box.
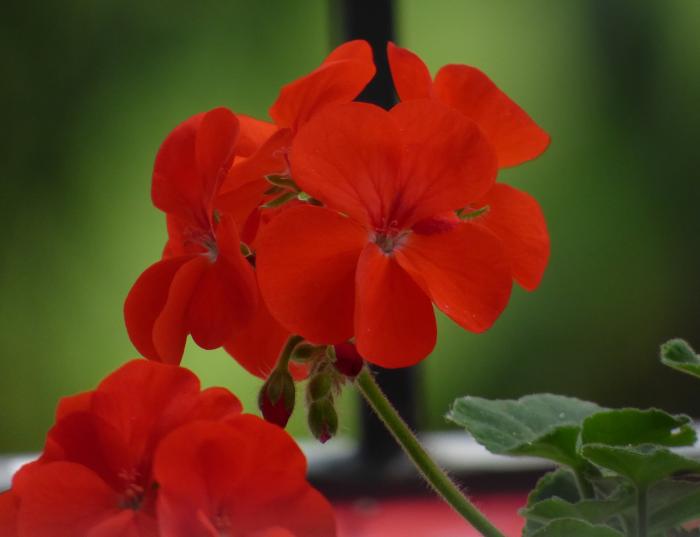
top-left (125, 107), bottom-right (258, 365)
top-left (216, 40), bottom-right (376, 376)
top-left (387, 42), bottom-right (550, 290)
top-left (154, 419), bottom-right (336, 537)
top-left (11, 360), bottom-right (242, 537)
top-left (256, 100), bottom-right (514, 367)
top-left (0, 491), bottom-right (18, 536)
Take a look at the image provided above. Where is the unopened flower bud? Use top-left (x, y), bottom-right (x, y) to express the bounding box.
top-left (333, 342), bottom-right (364, 378)
top-left (308, 399), bottom-right (338, 444)
top-left (307, 371), bottom-right (333, 401)
top-left (258, 369), bottom-right (296, 428)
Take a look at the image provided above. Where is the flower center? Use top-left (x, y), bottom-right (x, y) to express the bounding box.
top-left (373, 229), bottom-right (409, 254)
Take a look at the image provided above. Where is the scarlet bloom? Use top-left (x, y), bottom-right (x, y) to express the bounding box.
top-left (125, 107), bottom-right (258, 365)
top-left (257, 100), bottom-right (516, 367)
top-left (9, 360), bottom-right (243, 537)
top-left (388, 42), bottom-right (550, 291)
top-left (6, 360), bottom-right (335, 537)
top-left (154, 419), bottom-right (336, 537)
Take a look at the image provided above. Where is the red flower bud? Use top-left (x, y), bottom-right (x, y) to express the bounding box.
top-left (333, 342), bottom-right (364, 378)
top-left (258, 370), bottom-right (296, 428)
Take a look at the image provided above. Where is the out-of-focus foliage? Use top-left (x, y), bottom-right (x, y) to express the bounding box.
top-left (1, 0), bottom-right (699, 450)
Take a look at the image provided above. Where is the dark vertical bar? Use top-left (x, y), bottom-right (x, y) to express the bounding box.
top-left (332, 0), bottom-right (421, 464)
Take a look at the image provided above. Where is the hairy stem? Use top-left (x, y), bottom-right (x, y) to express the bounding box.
top-left (355, 367), bottom-right (506, 537)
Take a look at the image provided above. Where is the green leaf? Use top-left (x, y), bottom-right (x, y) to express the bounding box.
top-left (580, 408), bottom-right (696, 448)
top-left (661, 339), bottom-right (700, 380)
top-left (522, 496), bottom-right (632, 526)
top-left (447, 394), bottom-right (603, 467)
top-left (581, 444), bottom-right (700, 488)
top-left (527, 518), bottom-right (624, 537)
top-left (524, 469), bottom-right (582, 535)
top-left (648, 480), bottom-right (700, 534)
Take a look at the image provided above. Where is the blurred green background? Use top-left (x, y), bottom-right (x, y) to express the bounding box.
top-left (2, 0), bottom-right (699, 452)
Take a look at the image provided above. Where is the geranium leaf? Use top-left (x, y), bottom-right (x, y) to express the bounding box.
top-left (580, 408), bottom-right (696, 448)
top-left (660, 339), bottom-right (700, 380)
top-left (522, 496), bottom-right (632, 526)
top-left (527, 518), bottom-right (624, 537)
top-left (447, 394), bottom-right (603, 467)
top-left (523, 468), bottom-right (582, 535)
top-left (580, 444), bottom-right (700, 488)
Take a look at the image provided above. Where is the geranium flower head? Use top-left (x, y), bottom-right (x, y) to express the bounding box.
top-left (11, 360), bottom-right (242, 537)
top-left (125, 107), bottom-right (258, 365)
top-left (256, 100), bottom-right (514, 367)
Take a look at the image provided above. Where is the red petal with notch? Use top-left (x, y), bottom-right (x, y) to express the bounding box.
top-left (475, 183), bottom-right (549, 291)
top-left (256, 205), bottom-right (366, 344)
top-left (152, 255), bottom-right (210, 364)
top-left (224, 298), bottom-right (294, 380)
top-left (290, 102), bottom-right (403, 227)
top-left (270, 42), bottom-right (375, 133)
top-left (16, 462), bottom-right (125, 537)
top-left (396, 223), bottom-right (512, 333)
top-left (355, 244), bottom-right (436, 367)
top-left (434, 64), bottom-right (550, 168)
top-left (55, 390), bottom-right (93, 421)
top-left (389, 100), bottom-right (498, 227)
top-left (387, 42), bottom-right (433, 101)
top-left (124, 256), bottom-right (193, 362)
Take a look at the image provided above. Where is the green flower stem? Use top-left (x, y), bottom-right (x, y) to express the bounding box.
top-left (355, 367), bottom-right (506, 537)
top-left (278, 335), bottom-right (304, 369)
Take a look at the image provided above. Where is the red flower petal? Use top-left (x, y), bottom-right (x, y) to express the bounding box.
top-left (55, 390), bottom-right (93, 421)
top-left (185, 215), bottom-right (258, 349)
top-left (195, 107), bottom-right (240, 203)
top-left (0, 491), bottom-right (18, 537)
top-left (396, 223), bottom-right (513, 333)
top-left (237, 114), bottom-right (277, 158)
top-left (16, 462), bottom-right (123, 537)
top-left (387, 42), bottom-right (433, 100)
top-left (124, 256), bottom-right (193, 362)
top-left (355, 244), bottom-right (436, 367)
top-left (217, 128), bottom-right (293, 230)
top-left (151, 255), bottom-right (209, 364)
top-left (475, 183), bottom-right (550, 290)
top-left (224, 298), bottom-right (294, 380)
top-left (389, 99), bottom-right (498, 227)
top-left (434, 64), bottom-right (550, 168)
top-left (154, 418), bottom-right (335, 537)
top-left (256, 205), bottom-right (367, 344)
top-left (86, 509), bottom-right (157, 537)
top-left (270, 41), bottom-right (375, 133)
top-left (188, 387), bottom-right (243, 422)
top-left (290, 102), bottom-right (403, 227)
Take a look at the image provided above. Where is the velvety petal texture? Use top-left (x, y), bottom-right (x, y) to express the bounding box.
top-left (475, 183), bottom-right (550, 290)
top-left (355, 244), bottom-right (436, 367)
top-left (256, 205), bottom-right (367, 344)
top-left (154, 418), bottom-right (336, 537)
top-left (387, 41), bottom-right (433, 100)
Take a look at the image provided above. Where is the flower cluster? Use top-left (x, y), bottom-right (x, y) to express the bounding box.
top-left (124, 39), bottom-right (550, 382)
top-left (0, 360), bottom-right (335, 536)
